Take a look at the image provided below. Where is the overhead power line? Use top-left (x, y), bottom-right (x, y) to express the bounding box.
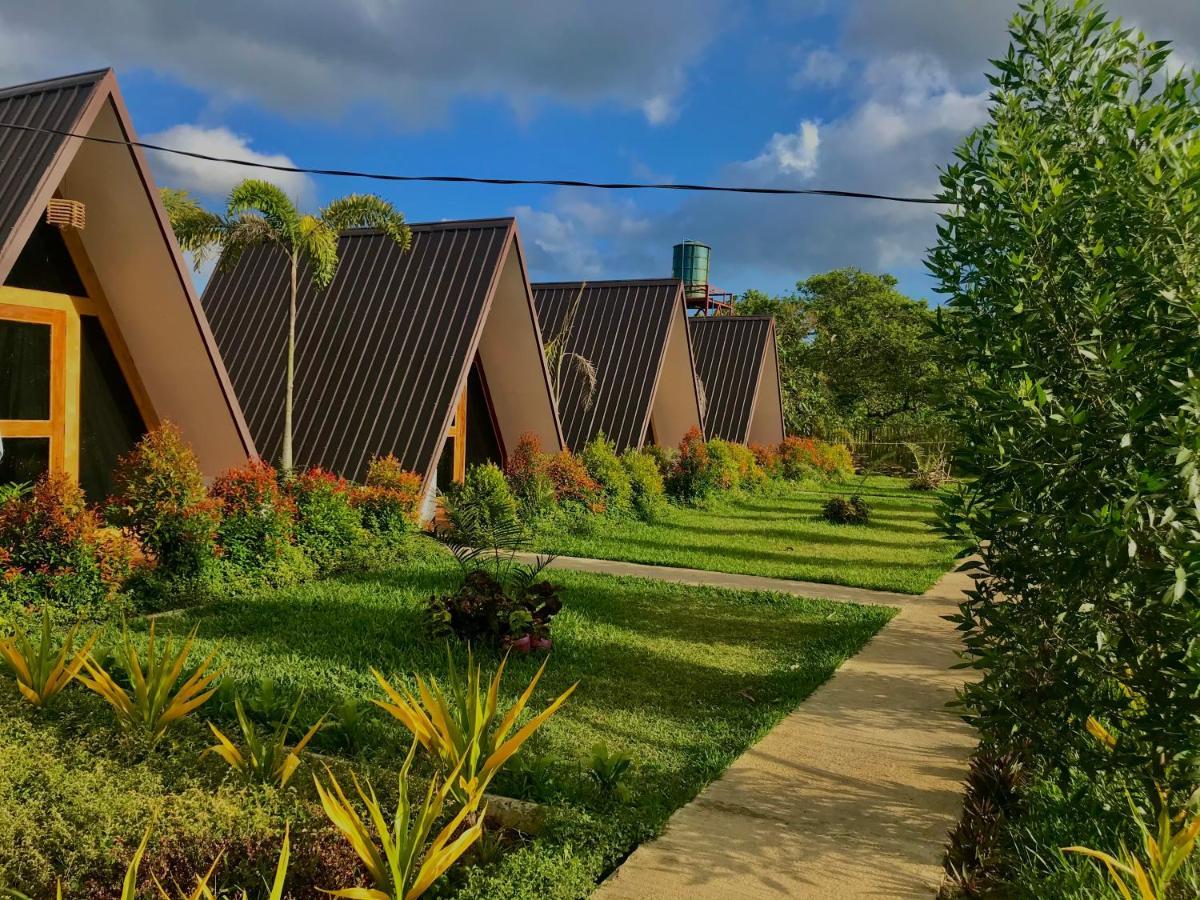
top-left (0, 119), bottom-right (943, 205)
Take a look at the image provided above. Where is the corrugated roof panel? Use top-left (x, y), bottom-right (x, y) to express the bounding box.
top-left (202, 219), bottom-right (513, 482)
top-left (533, 279), bottom-right (681, 451)
top-left (689, 316), bottom-right (772, 443)
top-left (0, 70), bottom-right (107, 271)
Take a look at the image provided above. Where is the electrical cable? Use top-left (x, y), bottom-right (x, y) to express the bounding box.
top-left (0, 119), bottom-right (943, 204)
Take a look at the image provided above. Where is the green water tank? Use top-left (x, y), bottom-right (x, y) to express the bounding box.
top-left (672, 241), bottom-right (710, 287)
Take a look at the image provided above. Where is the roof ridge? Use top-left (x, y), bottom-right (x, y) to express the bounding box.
top-left (532, 277), bottom-right (682, 288)
top-left (0, 68), bottom-right (110, 100)
top-left (340, 217), bottom-right (514, 237)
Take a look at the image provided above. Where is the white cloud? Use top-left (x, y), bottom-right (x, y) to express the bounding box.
top-left (751, 121), bottom-right (821, 177)
top-left (0, 0), bottom-right (726, 127)
top-left (513, 192), bottom-right (654, 279)
top-left (144, 125), bottom-right (316, 205)
top-left (791, 47), bottom-right (847, 88)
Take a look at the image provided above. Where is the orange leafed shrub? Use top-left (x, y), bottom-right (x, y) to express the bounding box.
top-left (210, 459), bottom-right (296, 567)
top-left (353, 454), bottom-right (424, 533)
top-left (776, 436), bottom-right (854, 480)
top-left (546, 450), bottom-right (605, 513)
top-left (505, 433), bottom-right (557, 516)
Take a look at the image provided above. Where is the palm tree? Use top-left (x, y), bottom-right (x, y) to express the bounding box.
top-left (164, 180), bottom-right (411, 474)
top-left (543, 283), bottom-right (598, 411)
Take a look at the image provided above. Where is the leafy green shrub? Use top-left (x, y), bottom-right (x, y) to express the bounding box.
top-left (0, 472), bottom-right (136, 620)
top-left (106, 423), bottom-right (220, 580)
top-left (621, 449), bottom-right (666, 521)
top-left (209, 459), bottom-right (297, 572)
top-left (777, 436), bottom-right (853, 481)
top-left (728, 441), bottom-right (767, 490)
top-left (443, 463), bottom-right (522, 546)
top-left (821, 494), bottom-right (870, 525)
top-left (581, 434), bottom-right (632, 513)
top-left (428, 568), bottom-right (564, 650)
top-left (352, 454), bottom-right (424, 537)
top-left (706, 439), bottom-right (743, 493)
top-left (641, 443), bottom-right (677, 479)
top-left (287, 467), bottom-right (364, 573)
top-left (665, 427), bottom-right (717, 503)
top-left (930, 0), bottom-right (1200, 803)
top-left (505, 432), bottom-right (557, 519)
top-left (585, 742), bottom-right (634, 802)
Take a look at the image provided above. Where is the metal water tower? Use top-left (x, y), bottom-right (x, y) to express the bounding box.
top-left (672, 240), bottom-right (734, 315)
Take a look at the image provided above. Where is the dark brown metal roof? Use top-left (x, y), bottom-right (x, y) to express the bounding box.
top-left (0, 69), bottom-right (109, 277)
top-left (202, 219), bottom-right (521, 482)
top-left (533, 278), bottom-right (688, 451)
top-left (689, 315), bottom-right (775, 443)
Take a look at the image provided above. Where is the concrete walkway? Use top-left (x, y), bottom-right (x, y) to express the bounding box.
top-left (514, 552), bottom-right (914, 607)
top-left (585, 562), bottom-right (977, 900)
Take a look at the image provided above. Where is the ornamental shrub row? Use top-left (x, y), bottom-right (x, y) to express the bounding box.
top-left (0, 423), bottom-right (424, 621)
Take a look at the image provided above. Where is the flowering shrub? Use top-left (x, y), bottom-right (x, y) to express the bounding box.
top-left (505, 433), bottom-right (556, 519)
top-left (546, 451), bottom-right (605, 514)
top-left (288, 468), bottom-right (364, 573)
top-left (210, 459), bottom-right (296, 569)
top-left (107, 423), bottom-right (220, 578)
top-left (0, 472), bottom-right (135, 617)
top-left (666, 427), bottom-right (717, 502)
top-left (581, 434), bottom-right (632, 513)
top-left (621, 449), bottom-right (666, 521)
top-left (352, 454), bottom-right (423, 536)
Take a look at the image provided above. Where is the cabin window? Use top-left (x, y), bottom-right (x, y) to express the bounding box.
top-left (0, 305), bottom-right (65, 487)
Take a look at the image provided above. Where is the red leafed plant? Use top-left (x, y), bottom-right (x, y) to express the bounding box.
top-left (0, 472), bottom-right (136, 615)
top-left (749, 442), bottom-right (780, 476)
top-left (545, 450), bottom-right (605, 513)
top-left (107, 423), bottom-right (220, 578)
top-left (505, 433), bottom-right (557, 518)
top-left (352, 454), bottom-right (424, 535)
top-left (666, 426), bottom-right (716, 502)
top-left (210, 459), bottom-right (296, 567)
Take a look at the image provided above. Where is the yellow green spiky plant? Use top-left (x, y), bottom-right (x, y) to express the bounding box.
top-left (0, 610), bottom-right (96, 708)
top-left (78, 621), bottom-right (222, 745)
top-left (371, 648), bottom-right (576, 805)
top-left (205, 694), bottom-right (324, 788)
top-left (315, 742), bottom-right (484, 899)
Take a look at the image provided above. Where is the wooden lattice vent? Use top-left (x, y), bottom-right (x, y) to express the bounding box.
top-left (46, 198), bottom-right (86, 230)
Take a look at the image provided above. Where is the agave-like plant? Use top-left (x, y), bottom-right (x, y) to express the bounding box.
top-left (315, 743), bottom-right (484, 900)
top-left (79, 621), bottom-right (222, 745)
top-left (0, 610), bottom-right (96, 708)
top-left (205, 694), bottom-right (324, 788)
top-left (372, 649), bottom-right (576, 805)
top-left (1064, 788), bottom-right (1200, 900)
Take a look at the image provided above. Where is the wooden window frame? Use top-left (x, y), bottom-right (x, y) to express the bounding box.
top-left (445, 387), bottom-right (468, 483)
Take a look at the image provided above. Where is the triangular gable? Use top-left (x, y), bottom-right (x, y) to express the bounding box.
top-left (0, 69), bottom-right (254, 479)
top-left (202, 218), bottom-right (563, 493)
top-left (689, 315), bottom-right (785, 445)
top-left (532, 278), bottom-right (704, 451)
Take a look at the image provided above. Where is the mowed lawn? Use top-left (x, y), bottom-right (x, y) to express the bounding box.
top-left (0, 542), bottom-right (893, 899)
top-left (531, 476), bottom-right (962, 594)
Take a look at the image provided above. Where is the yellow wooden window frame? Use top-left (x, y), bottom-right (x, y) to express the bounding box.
top-left (445, 387), bottom-right (468, 483)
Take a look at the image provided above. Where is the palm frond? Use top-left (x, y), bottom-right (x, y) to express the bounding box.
top-left (561, 352), bottom-right (598, 411)
top-left (160, 188), bottom-right (225, 271)
top-left (298, 214), bottom-right (341, 291)
top-left (216, 213), bottom-right (283, 273)
top-left (226, 179), bottom-right (302, 243)
top-left (320, 194), bottom-right (412, 250)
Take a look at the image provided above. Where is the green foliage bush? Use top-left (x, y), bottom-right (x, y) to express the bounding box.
top-left (443, 462), bottom-right (522, 546)
top-left (705, 439), bottom-right (743, 493)
top-left (641, 443), bottom-right (677, 479)
top-left (621, 449), bottom-right (666, 521)
top-left (821, 494), bottom-right (870, 526)
top-left (106, 423), bottom-right (220, 579)
top-left (929, 0), bottom-right (1200, 879)
top-left (288, 467), bottom-right (365, 574)
top-left (581, 434), bottom-right (633, 514)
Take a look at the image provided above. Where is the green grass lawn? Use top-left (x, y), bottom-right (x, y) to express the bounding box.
top-left (529, 476), bottom-right (961, 595)
top-left (0, 541), bottom-right (893, 899)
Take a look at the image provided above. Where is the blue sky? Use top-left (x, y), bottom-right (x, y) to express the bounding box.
top-left (2, 0), bottom-right (1196, 302)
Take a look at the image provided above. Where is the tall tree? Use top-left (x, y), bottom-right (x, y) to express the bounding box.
top-left (164, 181), bottom-right (411, 473)
top-left (739, 269), bottom-right (958, 435)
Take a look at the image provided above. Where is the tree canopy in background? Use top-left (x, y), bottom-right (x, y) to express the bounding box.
top-left (738, 268), bottom-right (959, 437)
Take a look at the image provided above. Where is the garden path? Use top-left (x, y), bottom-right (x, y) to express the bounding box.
top-left (534, 557), bottom-right (978, 899)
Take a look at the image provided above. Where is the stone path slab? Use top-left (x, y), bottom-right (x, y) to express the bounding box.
top-left (590, 564), bottom-right (977, 900)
